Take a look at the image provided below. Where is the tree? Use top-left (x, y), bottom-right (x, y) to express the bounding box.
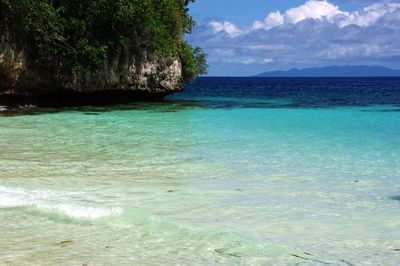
top-left (0, 0), bottom-right (206, 80)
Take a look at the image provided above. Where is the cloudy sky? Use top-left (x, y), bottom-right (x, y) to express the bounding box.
top-left (187, 0), bottom-right (400, 76)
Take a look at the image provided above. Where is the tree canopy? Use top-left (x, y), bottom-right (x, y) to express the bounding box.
top-left (0, 0), bottom-right (206, 81)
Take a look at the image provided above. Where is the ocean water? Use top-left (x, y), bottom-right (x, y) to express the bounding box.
top-left (0, 77), bottom-right (399, 265)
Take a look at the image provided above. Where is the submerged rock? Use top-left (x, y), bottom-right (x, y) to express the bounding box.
top-left (59, 240), bottom-right (73, 245)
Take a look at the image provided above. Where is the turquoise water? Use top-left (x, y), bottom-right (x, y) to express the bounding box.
top-left (1, 78), bottom-right (400, 265)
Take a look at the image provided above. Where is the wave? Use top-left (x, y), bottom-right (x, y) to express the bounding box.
top-left (0, 186), bottom-right (338, 263)
top-left (0, 186), bottom-right (122, 220)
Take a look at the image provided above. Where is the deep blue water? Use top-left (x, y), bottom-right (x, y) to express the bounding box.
top-left (168, 77), bottom-right (400, 109)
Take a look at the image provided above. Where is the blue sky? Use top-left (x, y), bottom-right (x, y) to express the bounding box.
top-left (187, 0), bottom-right (400, 76)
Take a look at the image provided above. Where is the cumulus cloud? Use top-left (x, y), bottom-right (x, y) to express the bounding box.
top-left (209, 20), bottom-right (241, 38)
top-left (284, 0), bottom-right (343, 24)
top-left (341, 2), bottom-right (400, 27)
top-left (249, 0), bottom-right (400, 31)
top-left (252, 11), bottom-right (284, 30)
top-left (187, 0), bottom-right (400, 76)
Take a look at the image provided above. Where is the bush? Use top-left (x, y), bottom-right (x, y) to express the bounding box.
top-left (180, 42), bottom-right (207, 82)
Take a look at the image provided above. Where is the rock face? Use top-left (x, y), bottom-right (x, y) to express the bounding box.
top-left (0, 33), bottom-right (183, 106)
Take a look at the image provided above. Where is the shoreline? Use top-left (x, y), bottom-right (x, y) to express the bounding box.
top-left (0, 90), bottom-right (170, 108)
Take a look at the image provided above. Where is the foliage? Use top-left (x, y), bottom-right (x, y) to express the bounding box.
top-left (180, 43), bottom-right (207, 82)
top-left (0, 0), bottom-right (206, 81)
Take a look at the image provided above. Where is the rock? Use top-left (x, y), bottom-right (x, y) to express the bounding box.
top-left (0, 35), bottom-right (183, 106)
top-left (59, 240), bottom-right (73, 245)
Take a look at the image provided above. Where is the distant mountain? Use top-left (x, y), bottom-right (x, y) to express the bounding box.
top-left (256, 65), bottom-right (400, 77)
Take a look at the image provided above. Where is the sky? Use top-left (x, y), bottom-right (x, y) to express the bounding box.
top-left (187, 0), bottom-right (400, 76)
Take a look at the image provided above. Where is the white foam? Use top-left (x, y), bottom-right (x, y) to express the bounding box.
top-left (0, 187), bottom-right (32, 208)
top-left (0, 194), bottom-right (30, 208)
top-left (0, 186), bottom-right (122, 220)
top-left (42, 204), bottom-right (123, 219)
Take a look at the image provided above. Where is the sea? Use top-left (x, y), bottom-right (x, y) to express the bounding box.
top-left (0, 77), bottom-right (399, 265)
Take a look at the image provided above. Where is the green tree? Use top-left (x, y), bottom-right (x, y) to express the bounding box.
top-left (0, 0), bottom-right (206, 81)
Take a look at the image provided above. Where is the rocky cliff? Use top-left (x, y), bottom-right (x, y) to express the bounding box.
top-left (0, 33), bottom-right (183, 106)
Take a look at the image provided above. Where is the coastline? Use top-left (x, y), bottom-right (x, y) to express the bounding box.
top-left (0, 90), bottom-right (171, 108)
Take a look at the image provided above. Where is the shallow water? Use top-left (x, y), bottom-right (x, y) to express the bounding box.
top-left (1, 77), bottom-right (400, 265)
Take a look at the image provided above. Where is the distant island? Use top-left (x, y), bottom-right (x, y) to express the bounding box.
top-left (256, 66), bottom-right (400, 77)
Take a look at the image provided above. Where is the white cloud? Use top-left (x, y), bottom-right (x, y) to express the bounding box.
top-left (266, 11), bottom-right (285, 29)
top-left (262, 58), bottom-right (274, 64)
top-left (212, 48), bottom-right (236, 57)
top-left (250, 1), bottom-right (346, 31)
top-left (285, 1), bottom-right (344, 24)
top-left (242, 58), bottom-right (274, 64)
top-left (189, 1), bottom-right (400, 75)
top-left (247, 44), bottom-right (288, 51)
top-left (209, 20), bottom-right (224, 33)
top-left (215, 0), bottom-right (400, 34)
top-left (252, 11), bottom-right (284, 30)
top-left (242, 58), bottom-right (256, 65)
top-left (338, 2), bottom-right (400, 27)
top-left (209, 20), bottom-right (241, 38)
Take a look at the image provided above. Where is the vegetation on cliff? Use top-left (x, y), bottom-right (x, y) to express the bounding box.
top-left (0, 0), bottom-right (207, 81)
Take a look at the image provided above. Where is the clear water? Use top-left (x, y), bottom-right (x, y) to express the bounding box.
top-left (1, 77), bottom-right (400, 265)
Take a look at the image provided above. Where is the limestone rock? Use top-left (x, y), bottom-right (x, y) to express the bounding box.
top-left (0, 34), bottom-right (183, 106)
